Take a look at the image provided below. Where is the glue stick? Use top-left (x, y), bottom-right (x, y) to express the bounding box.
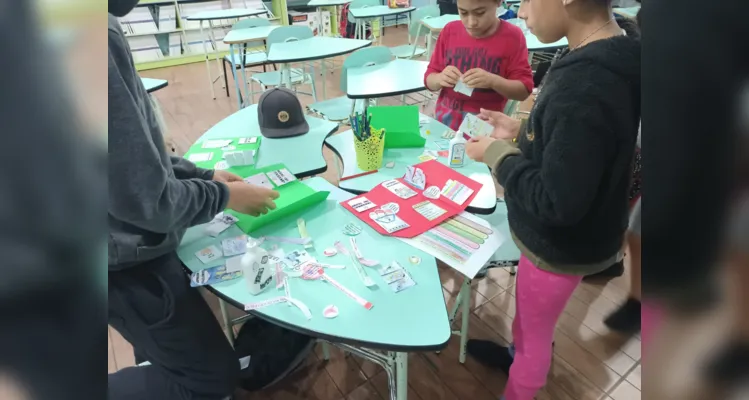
top-left (242, 238), bottom-right (272, 295)
top-left (448, 132), bottom-right (466, 168)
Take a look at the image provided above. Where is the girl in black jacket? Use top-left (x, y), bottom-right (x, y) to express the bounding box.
top-left (464, 0), bottom-right (640, 398)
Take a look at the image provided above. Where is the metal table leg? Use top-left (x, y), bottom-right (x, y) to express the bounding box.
top-left (199, 21), bottom-right (216, 99)
top-left (228, 44), bottom-right (244, 109)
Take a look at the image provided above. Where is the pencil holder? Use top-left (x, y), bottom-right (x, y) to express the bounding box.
top-left (353, 127), bottom-right (386, 171)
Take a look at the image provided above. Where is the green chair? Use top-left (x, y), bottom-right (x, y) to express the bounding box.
top-left (389, 5), bottom-right (439, 60)
top-left (306, 46), bottom-right (394, 123)
top-left (348, 0), bottom-right (381, 41)
top-left (222, 18), bottom-right (275, 98)
top-left (250, 26), bottom-right (318, 102)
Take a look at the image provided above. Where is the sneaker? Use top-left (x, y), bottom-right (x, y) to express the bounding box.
top-left (604, 298), bottom-right (641, 334)
top-left (466, 340), bottom-right (514, 375)
top-left (583, 260), bottom-right (624, 281)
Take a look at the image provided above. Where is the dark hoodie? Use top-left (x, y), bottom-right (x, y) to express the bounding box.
top-left (483, 20), bottom-right (640, 275)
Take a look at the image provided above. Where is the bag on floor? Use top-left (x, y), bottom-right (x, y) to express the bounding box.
top-left (339, 4), bottom-right (371, 39)
top-left (233, 316), bottom-right (315, 391)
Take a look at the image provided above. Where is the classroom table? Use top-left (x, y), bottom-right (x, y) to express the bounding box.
top-left (140, 77), bottom-right (168, 93)
top-left (223, 25), bottom-right (280, 109)
top-left (267, 36), bottom-right (371, 101)
top-left (614, 5), bottom-right (640, 19)
top-left (346, 59), bottom-right (428, 102)
top-left (307, 0), bottom-right (352, 37)
top-left (505, 18), bottom-right (568, 51)
top-left (185, 8), bottom-right (270, 100)
top-left (348, 6), bottom-right (415, 42)
top-left (177, 177), bottom-right (450, 400)
top-left (325, 113), bottom-right (498, 215)
top-left (196, 104), bottom-right (338, 177)
top-left (418, 14), bottom-right (458, 59)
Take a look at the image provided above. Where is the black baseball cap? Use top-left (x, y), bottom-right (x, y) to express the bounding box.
top-left (257, 88), bottom-right (309, 138)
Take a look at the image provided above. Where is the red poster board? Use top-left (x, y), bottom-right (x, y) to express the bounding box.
top-left (340, 160), bottom-right (483, 238)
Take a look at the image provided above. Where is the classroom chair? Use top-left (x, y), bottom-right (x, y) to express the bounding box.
top-left (306, 46), bottom-right (394, 123)
top-left (222, 18), bottom-right (276, 98)
top-left (348, 0), bottom-right (382, 43)
top-left (389, 5), bottom-right (439, 60)
top-left (249, 26), bottom-right (318, 102)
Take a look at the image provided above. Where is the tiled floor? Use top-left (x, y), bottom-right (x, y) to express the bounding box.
top-left (109, 25), bottom-right (642, 399)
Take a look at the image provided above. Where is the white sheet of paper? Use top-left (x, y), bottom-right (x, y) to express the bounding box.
top-left (195, 245), bottom-right (222, 264)
top-left (244, 173), bottom-right (274, 189)
top-left (454, 79), bottom-right (474, 96)
top-left (403, 166), bottom-right (426, 190)
top-left (266, 168), bottom-right (297, 187)
top-left (202, 139), bottom-right (233, 149)
top-left (348, 197), bottom-right (376, 213)
top-left (188, 153), bottom-right (214, 162)
top-left (459, 113), bottom-right (495, 138)
top-left (382, 179), bottom-right (417, 199)
top-left (239, 137), bottom-right (258, 144)
top-left (373, 214), bottom-right (410, 233)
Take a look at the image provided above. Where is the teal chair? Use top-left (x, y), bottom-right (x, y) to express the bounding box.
top-left (222, 18), bottom-right (274, 98)
top-left (348, 0), bottom-right (381, 41)
top-left (250, 26), bottom-right (318, 102)
top-left (306, 46), bottom-right (393, 123)
top-left (389, 5), bottom-right (439, 59)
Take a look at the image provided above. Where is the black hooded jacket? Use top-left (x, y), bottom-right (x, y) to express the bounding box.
top-left (485, 20), bottom-right (640, 273)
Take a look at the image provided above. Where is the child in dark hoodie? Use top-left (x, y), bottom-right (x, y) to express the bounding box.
top-left (463, 0), bottom-right (640, 398)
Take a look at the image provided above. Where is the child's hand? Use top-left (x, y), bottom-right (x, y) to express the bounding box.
top-left (463, 68), bottom-right (497, 89)
top-left (438, 66), bottom-right (462, 88)
top-left (479, 108), bottom-right (521, 140)
top-left (466, 136), bottom-right (496, 163)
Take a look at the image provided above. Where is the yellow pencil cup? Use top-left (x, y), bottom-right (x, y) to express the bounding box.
top-left (353, 127), bottom-right (386, 171)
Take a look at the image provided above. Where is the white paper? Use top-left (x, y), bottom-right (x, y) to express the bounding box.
top-left (412, 200), bottom-right (447, 221)
top-left (454, 79), bottom-right (474, 96)
top-left (403, 166), bottom-right (426, 190)
top-left (399, 212), bottom-right (505, 279)
top-left (202, 139), bottom-right (232, 149)
top-left (244, 173), bottom-right (274, 189)
top-left (348, 197), bottom-right (376, 212)
top-left (188, 153), bottom-right (213, 162)
top-left (459, 113), bottom-right (494, 138)
top-left (239, 137), bottom-right (258, 144)
top-left (195, 245), bottom-right (222, 264)
top-left (266, 168), bottom-right (297, 187)
top-left (382, 179), bottom-right (417, 199)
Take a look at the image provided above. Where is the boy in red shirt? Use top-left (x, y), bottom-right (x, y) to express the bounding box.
top-left (424, 0), bottom-right (533, 130)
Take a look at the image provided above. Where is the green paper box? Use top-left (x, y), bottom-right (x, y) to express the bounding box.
top-left (368, 105), bottom-right (426, 149)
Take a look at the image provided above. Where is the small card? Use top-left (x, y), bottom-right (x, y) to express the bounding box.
top-left (385, 161), bottom-right (395, 168)
top-left (417, 154), bottom-right (437, 162)
top-left (266, 168), bottom-right (297, 187)
top-left (434, 139), bottom-right (450, 150)
top-left (370, 212), bottom-right (410, 234)
top-left (342, 222), bottom-right (363, 236)
top-left (412, 200), bottom-right (447, 221)
top-left (441, 179), bottom-right (474, 205)
top-left (454, 78), bottom-right (474, 97)
top-left (239, 137), bottom-right (258, 144)
top-left (348, 197), bottom-right (376, 213)
top-left (190, 264), bottom-right (243, 287)
top-left (437, 150), bottom-right (449, 158)
top-left (205, 214), bottom-right (239, 237)
top-left (244, 173), bottom-right (274, 189)
top-left (382, 180), bottom-right (417, 199)
top-left (459, 113), bottom-right (495, 138)
top-left (389, 273), bottom-right (416, 293)
top-left (382, 269), bottom-right (408, 284)
top-left (403, 166), bottom-right (426, 190)
top-left (221, 235), bottom-right (248, 257)
top-left (378, 261), bottom-right (403, 276)
top-left (441, 129), bottom-right (457, 139)
top-left (188, 153), bottom-right (214, 162)
top-left (195, 245), bottom-right (222, 264)
top-left (423, 186), bottom-right (440, 199)
top-left (202, 139), bottom-right (232, 149)
top-left (285, 250), bottom-right (315, 269)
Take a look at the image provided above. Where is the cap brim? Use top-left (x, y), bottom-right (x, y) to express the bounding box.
top-left (260, 120), bottom-right (310, 138)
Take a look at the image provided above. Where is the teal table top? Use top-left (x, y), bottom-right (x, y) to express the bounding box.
top-left (223, 25), bottom-right (278, 44)
top-left (614, 6), bottom-right (640, 18)
top-left (348, 5), bottom-right (415, 19)
top-left (267, 37), bottom-right (371, 63)
top-left (506, 18), bottom-right (568, 51)
top-left (197, 105), bottom-right (338, 178)
top-left (177, 177), bottom-right (451, 350)
top-left (140, 77), bottom-right (168, 93)
top-left (482, 200), bottom-right (521, 262)
top-left (325, 114), bottom-right (498, 214)
top-left (346, 59), bottom-right (428, 99)
top-left (307, 0), bottom-right (352, 6)
top-left (420, 14), bottom-right (459, 32)
top-left (185, 8), bottom-right (268, 20)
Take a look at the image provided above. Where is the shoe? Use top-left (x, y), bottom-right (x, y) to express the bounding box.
top-left (583, 260), bottom-right (624, 281)
top-left (604, 298), bottom-right (641, 334)
top-left (466, 340), bottom-right (514, 375)
top-left (704, 339), bottom-right (749, 387)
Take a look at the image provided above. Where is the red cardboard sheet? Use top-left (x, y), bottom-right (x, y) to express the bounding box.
top-left (340, 160), bottom-right (483, 238)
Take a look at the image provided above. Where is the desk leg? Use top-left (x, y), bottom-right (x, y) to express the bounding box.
top-left (229, 44), bottom-right (244, 109)
top-left (321, 53), bottom-right (327, 100)
top-left (283, 63), bottom-right (293, 88)
top-left (395, 352), bottom-right (408, 400)
top-left (317, 6), bottom-right (324, 36)
top-left (199, 21), bottom-right (216, 99)
top-left (238, 45), bottom-right (250, 107)
top-left (458, 278), bottom-right (471, 364)
top-left (207, 20), bottom-right (223, 99)
top-left (218, 298), bottom-right (235, 346)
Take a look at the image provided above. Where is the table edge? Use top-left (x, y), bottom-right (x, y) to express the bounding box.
top-left (349, 7), bottom-right (415, 18)
top-left (144, 80), bottom-right (168, 93)
top-left (185, 10), bottom-right (268, 20)
top-left (267, 40), bottom-right (372, 63)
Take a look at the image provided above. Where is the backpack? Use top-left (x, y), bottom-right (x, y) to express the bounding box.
top-left (339, 4), bottom-right (371, 39)
top-left (233, 316), bottom-right (315, 391)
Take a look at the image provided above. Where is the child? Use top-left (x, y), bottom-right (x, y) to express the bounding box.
top-left (424, 0), bottom-right (533, 131)
top-left (463, 0), bottom-right (640, 398)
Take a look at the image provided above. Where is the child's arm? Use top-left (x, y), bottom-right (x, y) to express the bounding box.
top-left (463, 30), bottom-right (534, 100)
top-left (424, 26), bottom-right (458, 91)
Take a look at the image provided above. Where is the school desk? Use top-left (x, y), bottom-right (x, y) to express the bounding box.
top-left (348, 5), bottom-right (416, 43)
top-left (223, 25), bottom-right (280, 109)
top-left (185, 8), bottom-right (270, 100)
top-left (505, 18), bottom-right (568, 52)
top-left (177, 177), bottom-right (450, 400)
top-left (267, 36), bottom-right (372, 101)
top-left (346, 59), bottom-right (429, 103)
top-left (307, 0), bottom-right (352, 37)
top-left (325, 112), bottom-right (498, 215)
top-left (195, 104), bottom-right (338, 178)
top-left (419, 14), bottom-right (459, 59)
top-left (140, 77), bottom-right (168, 93)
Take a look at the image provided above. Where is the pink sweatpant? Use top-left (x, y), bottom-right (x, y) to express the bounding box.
top-left (504, 255), bottom-right (583, 400)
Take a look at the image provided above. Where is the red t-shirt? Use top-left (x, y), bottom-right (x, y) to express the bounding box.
top-left (424, 20), bottom-right (534, 130)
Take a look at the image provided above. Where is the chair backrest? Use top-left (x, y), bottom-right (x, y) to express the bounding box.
top-left (408, 5), bottom-right (440, 38)
top-left (347, 0), bottom-right (381, 24)
top-left (340, 46), bottom-right (394, 92)
top-left (266, 25), bottom-right (314, 48)
top-left (231, 17), bottom-right (272, 30)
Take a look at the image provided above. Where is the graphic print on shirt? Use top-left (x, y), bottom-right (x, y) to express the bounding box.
top-left (436, 47), bottom-right (504, 130)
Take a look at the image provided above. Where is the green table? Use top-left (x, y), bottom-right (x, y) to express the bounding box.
top-left (325, 113), bottom-right (498, 214)
top-left (196, 104), bottom-right (338, 177)
top-left (177, 177), bottom-right (450, 400)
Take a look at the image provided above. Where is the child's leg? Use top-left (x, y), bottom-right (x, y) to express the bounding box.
top-left (504, 256), bottom-right (582, 400)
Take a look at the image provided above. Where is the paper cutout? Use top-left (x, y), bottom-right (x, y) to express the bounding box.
top-left (222, 145), bottom-right (237, 151)
top-left (221, 235), bottom-right (248, 257)
top-left (239, 137), bottom-right (258, 144)
top-left (369, 208), bottom-right (410, 233)
top-left (342, 223), bottom-right (362, 236)
top-left (188, 153), bottom-right (214, 162)
top-left (244, 296), bottom-right (287, 311)
top-left (441, 129), bottom-right (457, 139)
top-left (459, 113), bottom-right (494, 138)
top-left (334, 241), bottom-right (376, 287)
top-left (412, 200), bottom-right (447, 221)
top-left (382, 180), bottom-right (417, 199)
top-left (267, 168), bottom-right (296, 187)
top-left (285, 297), bottom-right (312, 320)
top-left (349, 237), bottom-right (380, 267)
top-left (403, 166), bottom-right (426, 190)
top-left (377, 262), bottom-right (401, 276)
top-left (322, 273), bottom-right (373, 309)
top-left (190, 264), bottom-right (243, 287)
top-left (275, 263), bottom-right (285, 289)
top-left (389, 273), bottom-right (416, 292)
top-left (323, 305), bottom-right (339, 318)
top-left (225, 150), bottom-right (255, 167)
top-left (434, 139), bottom-right (450, 150)
top-left (202, 139), bottom-right (233, 149)
top-left (348, 197), bottom-right (376, 213)
top-left (261, 236), bottom-right (312, 245)
top-left (381, 202), bottom-right (400, 214)
top-left (323, 248), bottom-right (337, 257)
top-left (214, 160), bottom-right (229, 170)
top-left (385, 161), bottom-right (395, 168)
top-left (454, 78), bottom-right (474, 96)
top-left (195, 245), bottom-right (222, 264)
top-left (244, 173), bottom-right (273, 189)
top-left (423, 186), bottom-right (440, 199)
top-left (441, 179), bottom-right (474, 205)
top-left (297, 218), bottom-right (313, 249)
